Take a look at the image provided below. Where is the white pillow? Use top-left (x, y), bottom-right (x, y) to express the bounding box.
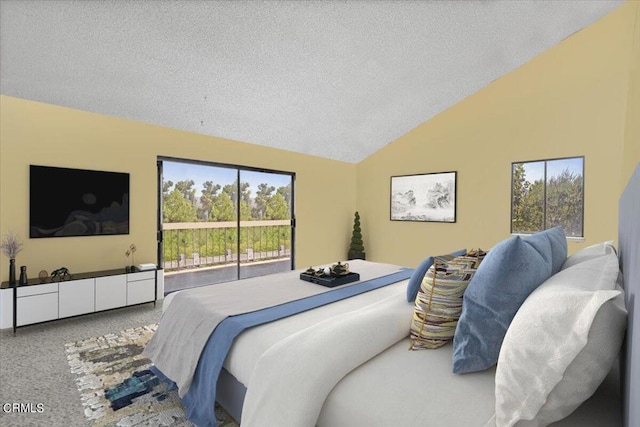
top-left (561, 240), bottom-right (616, 270)
top-left (494, 253), bottom-right (626, 427)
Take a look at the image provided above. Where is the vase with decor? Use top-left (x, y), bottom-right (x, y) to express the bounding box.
top-left (125, 244), bottom-right (137, 273)
top-left (1, 230), bottom-right (23, 286)
top-left (348, 211), bottom-right (366, 260)
top-left (19, 266), bottom-right (27, 285)
top-left (9, 259), bottom-right (16, 285)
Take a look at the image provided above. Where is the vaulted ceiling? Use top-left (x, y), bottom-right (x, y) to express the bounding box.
top-left (0, 1), bottom-right (624, 163)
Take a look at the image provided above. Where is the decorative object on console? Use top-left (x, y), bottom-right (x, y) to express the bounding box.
top-left (9, 259), bottom-right (16, 286)
top-left (51, 267), bottom-right (71, 282)
top-left (1, 230), bottom-right (23, 285)
top-left (19, 266), bottom-right (27, 286)
top-left (348, 211), bottom-right (366, 260)
top-left (38, 270), bottom-right (49, 283)
top-left (125, 244), bottom-right (137, 272)
top-left (137, 263), bottom-right (156, 272)
top-left (390, 171), bottom-right (457, 222)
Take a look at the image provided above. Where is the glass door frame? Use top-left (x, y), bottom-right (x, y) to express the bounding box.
top-left (157, 156), bottom-right (296, 280)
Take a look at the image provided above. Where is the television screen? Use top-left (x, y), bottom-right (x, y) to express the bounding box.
top-left (30, 165), bottom-right (130, 238)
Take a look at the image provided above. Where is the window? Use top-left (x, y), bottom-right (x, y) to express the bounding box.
top-left (158, 157), bottom-right (295, 293)
top-left (511, 156), bottom-right (584, 238)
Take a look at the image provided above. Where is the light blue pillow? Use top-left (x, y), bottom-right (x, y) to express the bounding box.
top-left (406, 248), bottom-right (467, 303)
top-left (452, 231), bottom-right (558, 374)
top-left (544, 226), bottom-right (568, 274)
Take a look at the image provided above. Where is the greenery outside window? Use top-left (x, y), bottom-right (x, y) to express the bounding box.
top-left (511, 156), bottom-right (584, 238)
top-left (158, 158), bottom-right (295, 283)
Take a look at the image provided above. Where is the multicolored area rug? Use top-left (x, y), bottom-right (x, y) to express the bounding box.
top-left (65, 324), bottom-right (238, 427)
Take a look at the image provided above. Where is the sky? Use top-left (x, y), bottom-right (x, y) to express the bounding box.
top-left (518, 157), bottom-right (583, 183)
top-left (162, 161), bottom-right (292, 197)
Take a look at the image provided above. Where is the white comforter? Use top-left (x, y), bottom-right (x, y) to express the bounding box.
top-left (147, 260), bottom-right (402, 396)
top-left (241, 292), bottom-right (414, 426)
top-left (234, 283), bottom-right (499, 427)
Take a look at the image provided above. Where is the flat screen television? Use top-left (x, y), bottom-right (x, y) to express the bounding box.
top-left (30, 165), bottom-right (130, 238)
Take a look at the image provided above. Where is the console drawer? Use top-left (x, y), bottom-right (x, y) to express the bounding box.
top-left (17, 283), bottom-right (58, 297)
top-left (17, 293), bottom-right (58, 326)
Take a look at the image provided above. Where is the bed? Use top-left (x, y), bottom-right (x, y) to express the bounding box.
top-left (145, 162), bottom-right (639, 427)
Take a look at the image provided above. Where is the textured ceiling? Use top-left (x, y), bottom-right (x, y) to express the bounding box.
top-left (0, 1), bottom-right (624, 163)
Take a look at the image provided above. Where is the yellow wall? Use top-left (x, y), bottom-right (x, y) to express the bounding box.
top-left (0, 96), bottom-right (356, 280)
top-left (622, 1), bottom-right (640, 187)
top-left (1, 2), bottom-right (637, 279)
top-left (356, 1), bottom-right (637, 267)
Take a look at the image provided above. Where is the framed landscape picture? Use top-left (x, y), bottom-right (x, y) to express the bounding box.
top-left (390, 171), bottom-right (457, 222)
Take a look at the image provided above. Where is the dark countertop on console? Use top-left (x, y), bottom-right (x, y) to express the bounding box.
top-left (0, 268), bottom-right (134, 289)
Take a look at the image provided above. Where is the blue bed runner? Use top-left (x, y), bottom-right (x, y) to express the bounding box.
top-left (152, 268), bottom-right (413, 427)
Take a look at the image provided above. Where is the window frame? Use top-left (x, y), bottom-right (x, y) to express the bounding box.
top-left (157, 156), bottom-right (297, 279)
top-left (510, 155), bottom-right (585, 238)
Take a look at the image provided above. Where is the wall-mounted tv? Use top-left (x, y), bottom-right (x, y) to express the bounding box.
top-left (30, 165), bottom-right (130, 238)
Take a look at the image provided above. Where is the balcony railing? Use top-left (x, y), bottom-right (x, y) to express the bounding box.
top-left (162, 220), bottom-right (292, 271)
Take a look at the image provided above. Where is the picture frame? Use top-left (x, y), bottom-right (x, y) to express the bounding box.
top-left (390, 171), bottom-right (457, 222)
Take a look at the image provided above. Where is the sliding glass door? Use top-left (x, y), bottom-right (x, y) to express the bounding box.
top-left (158, 158), bottom-right (294, 293)
top-left (238, 170), bottom-right (293, 280)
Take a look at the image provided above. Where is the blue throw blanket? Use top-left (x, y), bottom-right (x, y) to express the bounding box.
top-left (152, 269), bottom-right (413, 426)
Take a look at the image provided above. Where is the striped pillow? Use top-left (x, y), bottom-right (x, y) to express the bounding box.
top-left (409, 250), bottom-right (486, 350)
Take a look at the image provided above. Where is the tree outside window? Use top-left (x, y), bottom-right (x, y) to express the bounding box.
top-left (511, 156), bottom-right (584, 238)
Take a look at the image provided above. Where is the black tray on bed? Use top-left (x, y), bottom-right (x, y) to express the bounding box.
top-left (299, 271), bottom-right (360, 287)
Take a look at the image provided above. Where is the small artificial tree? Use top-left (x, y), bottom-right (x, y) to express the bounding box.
top-left (348, 211), bottom-right (365, 260)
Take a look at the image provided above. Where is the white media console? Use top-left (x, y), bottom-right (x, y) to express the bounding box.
top-left (0, 268), bottom-right (164, 332)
